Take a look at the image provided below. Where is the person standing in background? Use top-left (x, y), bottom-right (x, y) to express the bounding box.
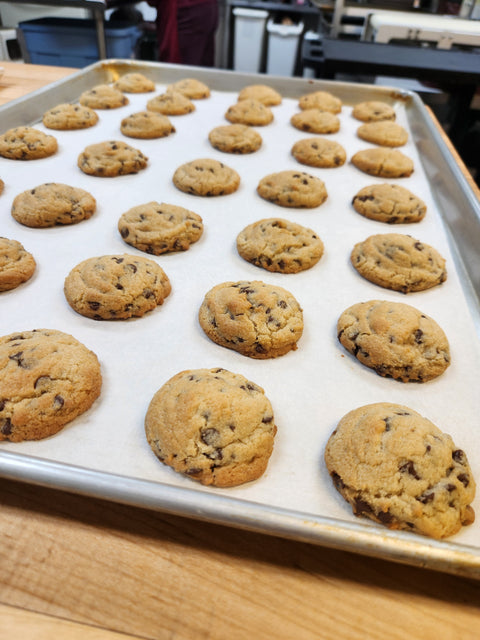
top-left (147, 0), bottom-right (218, 66)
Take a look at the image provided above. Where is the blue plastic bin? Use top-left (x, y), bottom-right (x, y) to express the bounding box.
top-left (18, 17), bottom-right (142, 67)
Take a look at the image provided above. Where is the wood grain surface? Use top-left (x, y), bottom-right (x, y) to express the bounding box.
top-left (0, 61), bottom-right (480, 639)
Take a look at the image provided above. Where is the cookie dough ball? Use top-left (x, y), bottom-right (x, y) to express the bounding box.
top-left (145, 368), bottom-right (276, 486)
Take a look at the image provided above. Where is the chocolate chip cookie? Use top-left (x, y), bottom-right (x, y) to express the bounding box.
top-left (120, 111), bottom-right (175, 139)
top-left (79, 84), bottom-right (129, 109)
top-left (351, 233), bottom-right (447, 293)
top-left (237, 84), bottom-right (282, 106)
top-left (225, 99), bottom-right (273, 126)
top-left (352, 183), bottom-right (426, 224)
top-left (78, 141), bottom-right (148, 177)
top-left (199, 280), bottom-right (304, 358)
top-left (357, 121), bottom-right (408, 147)
top-left (0, 328), bottom-right (102, 441)
top-left (173, 158), bottom-right (240, 196)
top-left (114, 72), bottom-right (155, 93)
top-left (257, 170), bottom-right (328, 208)
top-left (118, 201), bottom-right (203, 255)
top-left (236, 218), bottom-right (324, 273)
top-left (146, 91), bottom-right (195, 116)
top-left (290, 109), bottom-right (340, 134)
top-left (12, 183), bottom-right (96, 228)
top-left (208, 124), bottom-right (262, 154)
top-left (64, 254), bottom-right (171, 320)
top-left (324, 402), bottom-right (476, 538)
top-left (351, 147), bottom-right (414, 178)
top-left (291, 137), bottom-right (346, 168)
top-left (166, 78), bottom-right (210, 99)
top-left (352, 101), bottom-right (396, 122)
top-left (145, 367), bottom-right (276, 487)
top-left (42, 103), bottom-right (99, 130)
top-left (298, 90), bottom-right (342, 113)
top-left (337, 299), bottom-right (450, 382)
top-left (0, 237), bottom-right (36, 292)
top-left (0, 127), bottom-right (58, 160)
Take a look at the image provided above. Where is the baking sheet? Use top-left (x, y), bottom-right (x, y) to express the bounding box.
top-left (1, 60), bottom-right (480, 578)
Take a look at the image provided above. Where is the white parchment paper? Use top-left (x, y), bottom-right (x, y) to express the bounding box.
top-left (1, 76), bottom-right (479, 547)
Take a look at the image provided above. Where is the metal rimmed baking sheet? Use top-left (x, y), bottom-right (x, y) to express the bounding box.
top-left (0, 60), bottom-right (479, 578)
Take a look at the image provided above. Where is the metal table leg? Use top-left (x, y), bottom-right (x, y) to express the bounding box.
top-left (91, 7), bottom-right (107, 59)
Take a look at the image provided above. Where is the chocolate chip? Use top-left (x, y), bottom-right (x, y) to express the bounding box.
top-left (416, 492), bottom-right (434, 504)
top-left (8, 352), bottom-right (26, 368)
top-left (1, 418), bottom-right (12, 435)
top-left (88, 301), bottom-right (100, 310)
top-left (53, 395), bottom-right (64, 409)
top-left (399, 460), bottom-right (421, 480)
top-left (452, 449), bottom-right (466, 464)
top-left (353, 498), bottom-right (374, 516)
top-left (331, 471), bottom-right (345, 490)
top-left (201, 427), bottom-right (219, 446)
top-left (414, 329), bottom-right (423, 344)
top-left (457, 473), bottom-right (470, 487)
top-left (0, 401), bottom-right (4, 412)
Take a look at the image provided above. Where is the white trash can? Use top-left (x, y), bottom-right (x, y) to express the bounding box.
top-left (266, 19), bottom-right (304, 76)
top-left (233, 8), bottom-right (268, 73)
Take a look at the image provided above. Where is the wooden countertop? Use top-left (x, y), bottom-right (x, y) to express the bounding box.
top-left (1, 60), bottom-right (480, 639)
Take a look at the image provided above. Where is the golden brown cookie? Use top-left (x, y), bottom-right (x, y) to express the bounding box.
top-left (120, 111), bottom-right (175, 139)
top-left (237, 84), bottom-right (282, 106)
top-left (290, 109), bottom-right (340, 134)
top-left (0, 237), bottom-right (36, 292)
top-left (357, 121), bottom-right (408, 147)
top-left (166, 78), bottom-right (210, 99)
top-left (114, 72), bottom-right (155, 93)
top-left (352, 183), bottom-right (426, 224)
top-left (146, 91), bottom-right (195, 116)
top-left (337, 299), bottom-right (450, 382)
top-left (291, 137), bottom-right (346, 168)
top-left (351, 147), bottom-right (414, 178)
top-left (208, 124), bottom-right (262, 154)
top-left (0, 328), bottom-right (102, 442)
top-left (199, 280), bottom-right (304, 358)
top-left (257, 170), bottom-right (328, 208)
top-left (64, 254), bottom-right (171, 320)
top-left (298, 90), bottom-right (342, 113)
top-left (225, 99), bottom-right (273, 126)
top-left (236, 218), bottom-right (324, 273)
top-left (352, 100), bottom-right (396, 122)
top-left (324, 402), bottom-right (476, 539)
top-left (145, 367), bottom-right (276, 487)
top-left (0, 127), bottom-right (57, 160)
top-left (118, 201), bottom-right (203, 255)
top-left (351, 233), bottom-right (447, 293)
top-left (0, 178), bottom-right (4, 196)
top-left (79, 84), bottom-right (129, 109)
top-left (173, 158), bottom-right (240, 196)
top-left (78, 140), bottom-right (148, 177)
top-left (42, 103), bottom-right (99, 130)
top-left (12, 183), bottom-right (96, 228)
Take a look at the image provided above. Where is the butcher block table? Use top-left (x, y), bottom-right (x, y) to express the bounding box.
top-left (1, 60), bottom-right (480, 640)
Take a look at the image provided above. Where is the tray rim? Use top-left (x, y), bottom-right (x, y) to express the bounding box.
top-left (1, 59), bottom-right (480, 579)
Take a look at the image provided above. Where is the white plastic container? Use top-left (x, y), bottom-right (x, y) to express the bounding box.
top-left (233, 8), bottom-right (268, 73)
top-left (266, 19), bottom-right (304, 76)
